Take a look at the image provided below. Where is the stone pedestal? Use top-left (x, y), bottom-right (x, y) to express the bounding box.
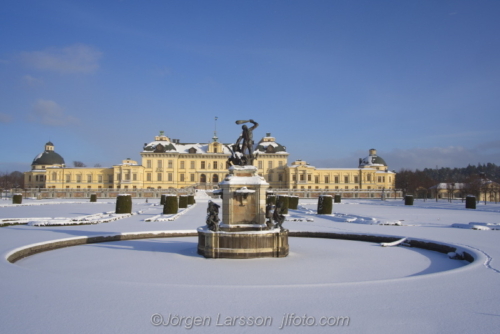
top-left (197, 165), bottom-right (289, 259)
top-left (197, 227), bottom-right (289, 259)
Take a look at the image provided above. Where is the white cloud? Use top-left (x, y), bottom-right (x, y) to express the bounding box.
top-left (22, 75), bottom-right (44, 87)
top-left (20, 44), bottom-right (102, 74)
top-left (0, 112), bottom-right (13, 123)
top-left (30, 100), bottom-right (79, 126)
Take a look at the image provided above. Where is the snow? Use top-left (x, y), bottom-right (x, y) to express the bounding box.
top-left (1, 197), bottom-right (500, 333)
top-left (143, 141), bottom-right (233, 155)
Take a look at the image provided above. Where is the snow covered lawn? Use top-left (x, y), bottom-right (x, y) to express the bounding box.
top-left (1, 197), bottom-right (499, 333)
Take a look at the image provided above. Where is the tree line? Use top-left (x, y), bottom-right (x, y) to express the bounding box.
top-left (395, 163), bottom-right (500, 200)
top-left (0, 171), bottom-right (24, 190)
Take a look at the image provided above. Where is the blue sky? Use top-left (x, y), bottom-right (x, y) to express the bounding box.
top-left (1, 0), bottom-right (499, 172)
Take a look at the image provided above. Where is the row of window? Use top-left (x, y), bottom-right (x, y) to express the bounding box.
top-left (292, 174), bottom-right (392, 183)
top-left (145, 173), bottom-right (221, 183)
top-left (146, 160), bottom-right (225, 170)
top-left (144, 160), bottom-right (285, 170)
top-left (295, 186), bottom-right (392, 190)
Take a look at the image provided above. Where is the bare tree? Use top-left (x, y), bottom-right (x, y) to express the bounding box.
top-left (0, 171), bottom-right (24, 189)
top-left (73, 161), bottom-right (86, 167)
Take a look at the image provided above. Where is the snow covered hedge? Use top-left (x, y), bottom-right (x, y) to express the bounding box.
top-left (163, 195), bottom-right (178, 214)
top-left (12, 193), bottom-right (22, 204)
top-left (115, 194), bottom-right (132, 214)
top-left (317, 195), bottom-right (332, 215)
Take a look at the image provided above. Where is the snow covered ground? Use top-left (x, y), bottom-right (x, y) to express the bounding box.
top-left (1, 196), bottom-right (499, 333)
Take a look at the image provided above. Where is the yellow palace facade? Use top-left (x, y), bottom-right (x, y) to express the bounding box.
top-left (24, 132), bottom-right (395, 191)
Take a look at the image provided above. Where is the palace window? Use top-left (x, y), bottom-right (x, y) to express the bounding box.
top-left (190, 174), bottom-right (195, 182)
top-left (168, 160), bottom-right (173, 169)
top-left (52, 172), bottom-right (57, 181)
top-left (66, 174), bottom-right (71, 182)
top-left (157, 160), bottom-right (162, 169)
top-left (157, 173), bottom-right (162, 181)
top-left (147, 173), bottom-right (151, 182)
top-left (87, 175), bottom-right (92, 183)
top-left (367, 174), bottom-right (371, 182)
top-left (278, 173), bottom-right (283, 182)
top-left (147, 160), bottom-right (152, 168)
top-left (258, 161), bottom-right (263, 169)
top-left (213, 161), bottom-right (218, 169)
top-left (76, 175), bottom-right (82, 183)
top-left (108, 175), bottom-right (113, 183)
top-left (315, 176), bottom-right (319, 183)
top-left (268, 174), bottom-right (273, 182)
top-left (180, 174), bottom-right (185, 182)
top-left (335, 176), bottom-right (339, 183)
top-left (133, 174), bottom-right (137, 181)
top-left (354, 176), bottom-right (359, 183)
top-left (344, 176), bottom-right (349, 183)
top-left (98, 175), bottom-right (103, 182)
top-left (201, 161), bottom-right (206, 169)
top-left (268, 161), bottom-right (273, 170)
top-left (190, 161), bottom-right (195, 169)
top-left (168, 173), bottom-right (173, 182)
top-left (293, 175), bottom-right (296, 182)
top-left (325, 176), bottom-right (329, 183)
top-left (307, 174), bottom-right (311, 182)
top-left (180, 161), bottom-right (185, 169)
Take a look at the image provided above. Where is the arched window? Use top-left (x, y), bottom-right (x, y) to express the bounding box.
top-left (200, 174), bottom-right (207, 183)
top-left (212, 174), bottom-right (219, 183)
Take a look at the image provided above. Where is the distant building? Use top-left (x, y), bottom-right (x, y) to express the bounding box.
top-left (284, 149), bottom-right (396, 191)
top-left (24, 133), bottom-right (395, 191)
top-left (430, 181), bottom-right (499, 202)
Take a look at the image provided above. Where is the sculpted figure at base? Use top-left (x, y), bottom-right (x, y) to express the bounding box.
top-left (226, 143), bottom-right (247, 167)
top-left (206, 200), bottom-right (220, 231)
top-left (265, 203), bottom-right (274, 229)
top-left (273, 201), bottom-right (286, 232)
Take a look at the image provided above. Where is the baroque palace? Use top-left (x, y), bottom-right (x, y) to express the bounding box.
top-left (24, 131), bottom-right (396, 191)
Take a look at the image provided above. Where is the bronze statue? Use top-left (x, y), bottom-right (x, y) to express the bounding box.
top-left (226, 143), bottom-right (247, 167)
top-left (234, 119), bottom-right (258, 165)
top-left (273, 201), bottom-right (286, 232)
top-left (265, 203), bottom-right (274, 229)
top-left (206, 200), bottom-right (220, 231)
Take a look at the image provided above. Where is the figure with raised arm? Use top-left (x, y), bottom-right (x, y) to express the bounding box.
top-left (235, 119), bottom-right (259, 165)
